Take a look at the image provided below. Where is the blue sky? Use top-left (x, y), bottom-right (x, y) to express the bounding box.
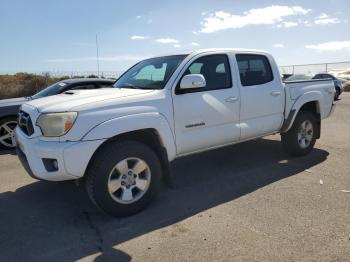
top-left (0, 0), bottom-right (349, 74)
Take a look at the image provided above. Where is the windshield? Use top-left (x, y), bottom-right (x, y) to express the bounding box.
top-left (32, 82), bottom-right (67, 99)
top-left (113, 55), bottom-right (187, 89)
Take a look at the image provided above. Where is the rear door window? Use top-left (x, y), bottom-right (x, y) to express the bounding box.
top-left (236, 54), bottom-right (274, 86)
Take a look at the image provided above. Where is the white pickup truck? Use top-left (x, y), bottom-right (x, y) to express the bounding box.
top-left (15, 49), bottom-right (335, 216)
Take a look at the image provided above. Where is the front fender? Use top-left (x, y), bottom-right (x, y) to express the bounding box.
top-left (82, 112), bottom-right (177, 161)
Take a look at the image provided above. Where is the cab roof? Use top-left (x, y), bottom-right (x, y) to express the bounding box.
top-left (149, 48), bottom-right (269, 59)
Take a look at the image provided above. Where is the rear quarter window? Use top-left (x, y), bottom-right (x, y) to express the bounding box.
top-left (236, 54), bottom-right (274, 86)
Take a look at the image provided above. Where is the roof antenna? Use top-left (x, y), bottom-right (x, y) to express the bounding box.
top-left (95, 34), bottom-right (100, 78)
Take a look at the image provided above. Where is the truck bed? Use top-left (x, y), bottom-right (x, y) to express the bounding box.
top-left (284, 79), bottom-right (334, 100)
top-left (283, 79), bottom-right (335, 120)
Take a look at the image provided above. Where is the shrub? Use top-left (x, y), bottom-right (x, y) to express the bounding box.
top-left (0, 73), bottom-right (69, 99)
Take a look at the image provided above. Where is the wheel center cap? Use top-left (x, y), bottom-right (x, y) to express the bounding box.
top-left (126, 176), bottom-right (134, 185)
top-left (122, 174), bottom-right (135, 187)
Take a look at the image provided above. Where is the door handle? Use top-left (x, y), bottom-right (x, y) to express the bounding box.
top-left (270, 91), bottom-right (281, 96)
top-left (225, 96), bottom-right (238, 103)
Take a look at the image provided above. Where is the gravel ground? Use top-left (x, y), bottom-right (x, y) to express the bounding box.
top-left (0, 94), bottom-right (349, 262)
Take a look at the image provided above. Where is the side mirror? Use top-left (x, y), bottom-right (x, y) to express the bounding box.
top-left (180, 74), bottom-right (206, 90)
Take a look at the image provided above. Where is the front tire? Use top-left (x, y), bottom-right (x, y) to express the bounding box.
top-left (85, 140), bottom-right (162, 217)
top-left (281, 111), bottom-right (317, 156)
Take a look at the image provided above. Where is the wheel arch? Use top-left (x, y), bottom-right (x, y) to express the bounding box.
top-left (82, 113), bottom-right (176, 160)
top-left (82, 113), bottom-right (176, 186)
top-left (85, 128), bottom-right (173, 187)
top-left (282, 95), bottom-right (321, 138)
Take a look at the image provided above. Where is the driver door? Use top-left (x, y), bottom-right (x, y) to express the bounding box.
top-left (172, 54), bottom-right (240, 155)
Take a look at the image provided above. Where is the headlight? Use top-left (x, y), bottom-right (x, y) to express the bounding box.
top-left (36, 112), bottom-right (78, 137)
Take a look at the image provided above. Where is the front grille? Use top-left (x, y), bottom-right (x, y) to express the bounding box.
top-left (18, 111), bottom-right (34, 136)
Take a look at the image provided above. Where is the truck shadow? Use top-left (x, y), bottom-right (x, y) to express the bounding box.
top-left (0, 138), bottom-right (329, 262)
top-left (0, 149), bottom-right (16, 155)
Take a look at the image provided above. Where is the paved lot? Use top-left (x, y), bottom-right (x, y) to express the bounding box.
top-left (0, 94), bottom-right (349, 262)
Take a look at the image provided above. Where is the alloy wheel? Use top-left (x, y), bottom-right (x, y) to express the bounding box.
top-left (0, 121), bottom-right (17, 148)
top-left (297, 120), bottom-right (313, 149)
top-left (107, 157), bottom-right (151, 204)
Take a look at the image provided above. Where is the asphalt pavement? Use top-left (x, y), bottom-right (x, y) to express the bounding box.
top-left (0, 94), bottom-right (349, 262)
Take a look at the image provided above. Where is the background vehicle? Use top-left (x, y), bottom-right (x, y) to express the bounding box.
top-left (15, 49), bottom-right (335, 217)
top-left (312, 73), bottom-right (344, 100)
top-left (0, 78), bottom-right (114, 149)
top-left (284, 73), bottom-right (344, 100)
top-left (284, 74), bottom-right (313, 81)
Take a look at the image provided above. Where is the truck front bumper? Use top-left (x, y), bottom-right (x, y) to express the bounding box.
top-left (15, 127), bottom-right (105, 181)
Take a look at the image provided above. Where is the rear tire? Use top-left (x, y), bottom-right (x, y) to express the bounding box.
top-left (281, 111), bottom-right (317, 156)
top-left (85, 140), bottom-right (162, 217)
top-left (0, 117), bottom-right (18, 150)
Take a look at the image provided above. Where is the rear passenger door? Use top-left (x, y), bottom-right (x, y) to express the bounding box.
top-left (236, 54), bottom-right (284, 140)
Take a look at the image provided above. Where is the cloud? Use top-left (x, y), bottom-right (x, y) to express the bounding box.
top-left (305, 41), bottom-right (350, 52)
top-left (47, 55), bottom-right (146, 63)
top-left (130, 35), bottom-right (147, 40)
top-left (136, 15), bottom-right (152, 23)
top-left (277, 21), bottom-right (298, 28)
top-left (199, 5), bottom-right (311, 33)
top-left (273, 44), bottom-right (284, 48)
top-left (156, 38), bottom-right (179, 44)
top-left (173, 44), bottom-right (181, 48)
top-left (316, 13), bottom-right (329, 19)
top-left (191, 42), bottom-right (200, 46)
top-left (314, 13), bottom-right (340, 25)
top-left (315, 18), bottom-right (340, 25)
top-left (303, 20), bottom-right (311, 26)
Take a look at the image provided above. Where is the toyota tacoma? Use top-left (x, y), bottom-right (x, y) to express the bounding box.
top-left (15, 49), bottom-right (336, 216)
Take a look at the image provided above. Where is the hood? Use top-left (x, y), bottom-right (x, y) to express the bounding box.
top-left (0, 97), bottom-right (28, 107)
top-left (24, 88), bottom-right (154, 113)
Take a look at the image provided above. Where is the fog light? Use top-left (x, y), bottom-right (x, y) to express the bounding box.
top-left (52, 160), bottom-right (58, 170)
top-left (42, 158), bottom-right (59, 172)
